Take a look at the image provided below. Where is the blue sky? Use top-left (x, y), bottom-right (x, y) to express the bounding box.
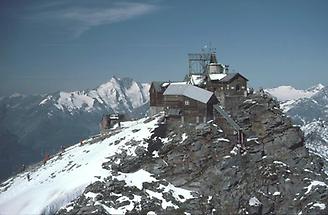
top-left (1, 0), bottom-right (327, 96)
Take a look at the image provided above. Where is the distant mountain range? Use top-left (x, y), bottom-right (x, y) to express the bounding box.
top-left (2, 80), bottom-right (327, 182)
top-left (0, 76), bottom-right (150, 180)
top-left (2, 87), bottom-right (328, 215)
top-left (266, 84), bottom-right (328, 163)
top-left (265, 84), bottom-right (324, 102)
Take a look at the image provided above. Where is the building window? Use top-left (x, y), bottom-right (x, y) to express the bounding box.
top-left (236, 84), bottom-right (240, 91)
top-left (231, 86), bottom-right (235, 90)
top-left (221, 87), bottom-right (224, 90)
top-left (227, 84), bottom-right (230, 90)
top-left (185, 100), bottom-right (190, 106)
top-left (242, 86), bottom-right (245, 89)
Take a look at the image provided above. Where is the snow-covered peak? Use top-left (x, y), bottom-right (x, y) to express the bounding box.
top-left (53, 77), bottom-right (150, 113)
top-left (307, 83), bottom-right (325, 92)
top-left (95, 77), bottom-right (149, 109)
top-left (56, 91), bottom-right (95, 112)
top-left (265, 84), bottom-right (325, 102)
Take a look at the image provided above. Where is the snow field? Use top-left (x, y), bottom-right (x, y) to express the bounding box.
top-left (0, 115), bottom-right (162, 215)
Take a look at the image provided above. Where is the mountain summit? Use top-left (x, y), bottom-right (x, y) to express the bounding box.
top-left (1, 91), bottom-right (327, 215)
top-left (41, 76), bottom-right (149, 113)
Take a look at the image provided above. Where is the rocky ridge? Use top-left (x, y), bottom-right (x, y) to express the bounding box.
top-left (267, 85), bottom-right (328, 164)
top-left (56, 92), bottom-right (328, 215)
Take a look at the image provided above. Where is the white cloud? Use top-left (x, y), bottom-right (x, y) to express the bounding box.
top-left (29, 2), bottom-right (158, 37)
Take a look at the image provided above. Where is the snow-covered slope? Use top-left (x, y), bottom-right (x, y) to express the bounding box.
top-left (0, 115), bottom-right (193, 214)
top-left (0, 76), bottom-right (150, 181)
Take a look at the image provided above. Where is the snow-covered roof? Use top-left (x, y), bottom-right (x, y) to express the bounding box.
top-left (220, 73), bottom-right (248, 82)
top-left (208, 73), bottom-right (227, 81)
top-left (151, 81), bottom-right (188, 93)
top-left (164, 82), bottom-right (187, 86)
top-left (161, 82), bottom-right (170, 88)
top-left (163, 84), bottom-right (214, 104)
top-left (190, 75), bottom-right (205, 86)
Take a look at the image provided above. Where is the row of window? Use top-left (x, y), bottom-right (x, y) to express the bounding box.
top-left (213, 85), bottom-right (245, 91)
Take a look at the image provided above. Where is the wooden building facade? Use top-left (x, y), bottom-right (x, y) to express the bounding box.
top-left (149, 81), bottom-right (166, 116)
top-left (149, 51), bottom-right (249, 119)
top-left (206, 73), bottom-right (248, 115)
top-left (206, 73), bottom-right (248, 97)
top-left (163, 84), bottom-right (218, 123)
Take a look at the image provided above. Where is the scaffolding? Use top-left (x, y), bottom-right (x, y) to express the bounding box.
top-left (188, 53), bottom-right (211, 75)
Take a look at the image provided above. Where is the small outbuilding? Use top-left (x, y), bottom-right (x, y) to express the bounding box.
top-left (99, 113), bottom-right (123, 134)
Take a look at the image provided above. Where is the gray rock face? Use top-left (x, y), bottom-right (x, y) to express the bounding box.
top-left (57, 93), bottom-right (328, 215)
top-left (276, 86), bottom-right (328, 164)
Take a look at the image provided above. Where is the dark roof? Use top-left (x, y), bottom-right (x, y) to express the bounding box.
top-left (151, 81), bottom-right (188, 93)
top-left (220, 73), bottom-right (249, 83)
top-left (150, 81), bottom-right (165, 93)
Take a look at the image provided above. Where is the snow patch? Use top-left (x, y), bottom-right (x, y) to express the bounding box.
top-left (304, 180), bottom-right (328, 195)
top-left (311, 203), bottom-right (326, 210)
top-left (249, 197), bottom-right (261, 206)
top-left (97, 194), bottom-right (141, 214)
top-left (272, 191), bottom-right (281, 196)
top-left (144, 178), bottom-right (194, 210)
top-left (152, 151), bottom-right (159, 158)
top-left (218, 138), bottom-right (230, 142)
top-left (273, 160), bottom-right (288, 167)
top-left (180, 133), bottom-right (188, 143)
top-left (113, 169), bottom-right (157, 190)
top-left (230, 146), bottom-right (239, 155)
